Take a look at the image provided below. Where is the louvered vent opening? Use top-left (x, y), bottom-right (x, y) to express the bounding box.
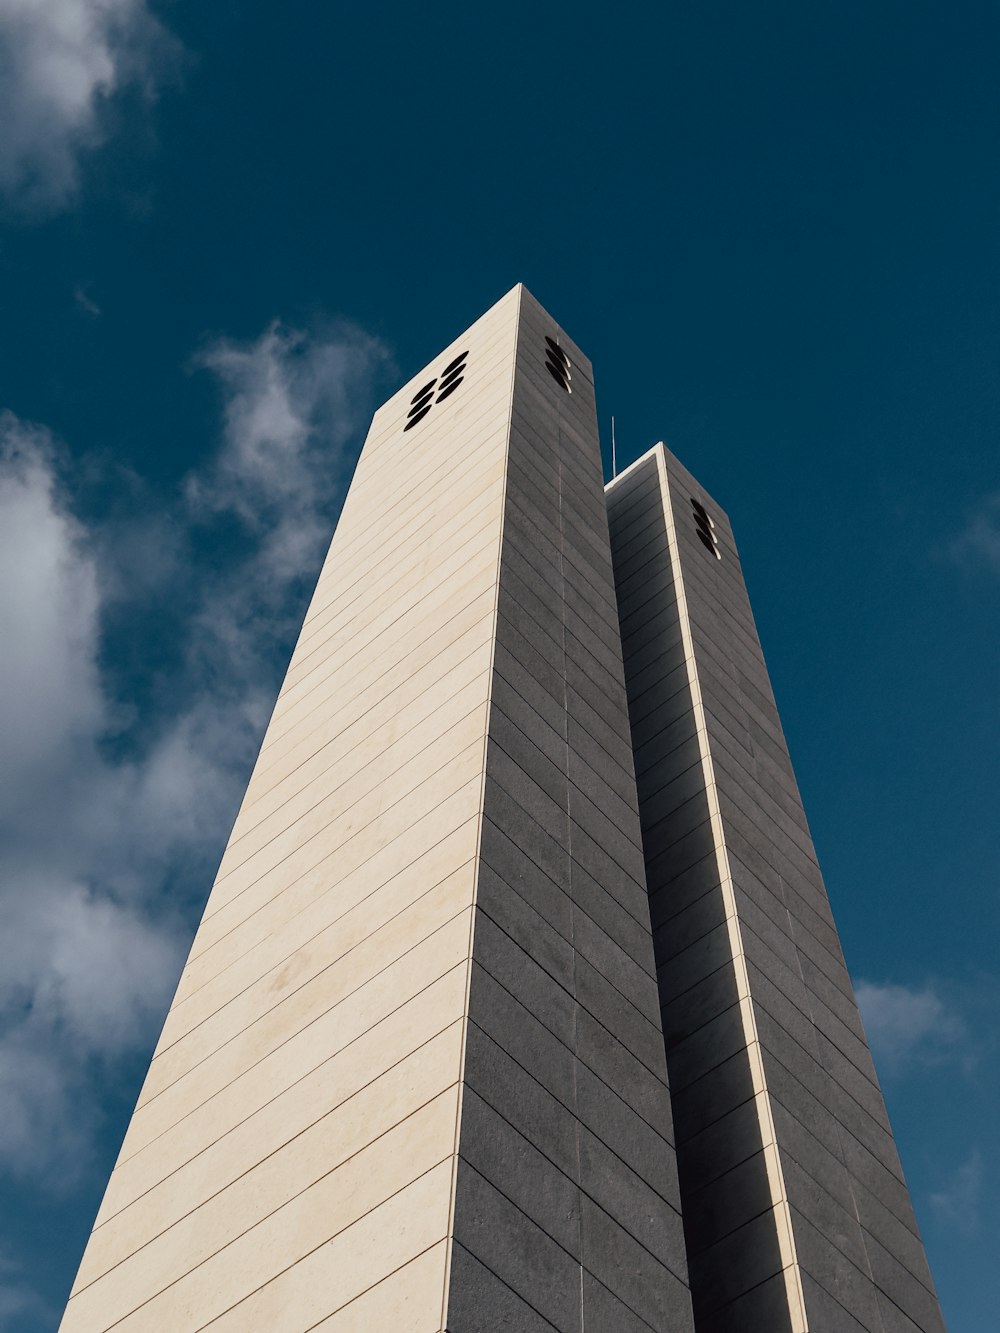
top-left (544, 336), bottom-right (572, 393)
top-left (403, 350), bottom-right (469, 431)
top-left (691, 497), bottom-right (721, 559)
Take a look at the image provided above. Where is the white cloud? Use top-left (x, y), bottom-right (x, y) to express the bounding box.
top-left (191, 319), bottom-right (385, 581)
top-left (856, 979), bottom-right (965, 1076)
top-left (0, 417), bottom-right (104, 792)
top-left (0, 1244), bottom-right (53, 1328)
top-left (0, 0), bottom-right (178, 212)
top-left (0, 413), bottom-right (187, 1182)
top-left (0, 319), bottom-right (387, 1188)
top-left (947, 491), bottom-right (1000, 575)
top-left (185, 319), bottom-right (388, 719)
top-left (74, 285), bottom-right (101, 317)
top-left (929, 1149), bottom-right (984, 1235)
top-left (37, 887), bottom-right (182, 1052)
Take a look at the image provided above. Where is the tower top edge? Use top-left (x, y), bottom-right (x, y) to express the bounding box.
top-left (605, 441), bottom-right (731, 526)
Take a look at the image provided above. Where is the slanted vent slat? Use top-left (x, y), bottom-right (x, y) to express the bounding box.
top-left (691, 497), bottom-right (721, 559)
top-left (544, 335), bottom-right (572, 393)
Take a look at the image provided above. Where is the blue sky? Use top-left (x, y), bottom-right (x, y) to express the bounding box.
top-left (0, 2), bottom-right (996, 1328)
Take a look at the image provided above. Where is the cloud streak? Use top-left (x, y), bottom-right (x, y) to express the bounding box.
top-left (945, 491), bottom-right (1000, 576)
top-left (930, 1149), bottom-right (984, 1236)
top-left (856, 978), bottom-right (965, 1077)
top-left (0, 1245), bottom-right (53, 1330)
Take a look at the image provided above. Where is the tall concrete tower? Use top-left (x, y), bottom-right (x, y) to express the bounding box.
top-left (61, 287), bottom-right (945, 1333)
top-left (61, 287), bottom-right (693, 1332)
top-left (607, 445), bottom-right (946, 1333)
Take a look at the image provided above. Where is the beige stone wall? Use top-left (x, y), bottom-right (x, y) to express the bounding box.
top-left (61, 289), bottom-right (522, 1332)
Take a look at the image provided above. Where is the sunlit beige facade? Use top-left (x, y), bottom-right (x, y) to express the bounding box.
top-left (62, 287), bottom-right (692, 1331)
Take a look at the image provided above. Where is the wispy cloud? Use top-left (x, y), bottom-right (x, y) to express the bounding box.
top-left (191, 318), bottom-right (385, 582)
top-left (929, 1149), bottom-right (985, 1236)
top-left (0, 318), bottom-right (388, 1190)
top-left (0, 0), bottom-right (180, 214)
top-left (184, 319), bottom-right (389, 751)
top-left (856, 979), bottom-right (966, 1077)
top-left (945, 491), bottom-right (1000, 576)
top-left (74, 285), bottom-right (101, 317)
top-left (0, 414), bottom-right (188, 1183)
top-left (0, 1245), bottom-right (53, 1330)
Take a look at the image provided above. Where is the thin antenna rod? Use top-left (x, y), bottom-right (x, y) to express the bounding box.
top-left (611, 416), bottom-right (617, 478)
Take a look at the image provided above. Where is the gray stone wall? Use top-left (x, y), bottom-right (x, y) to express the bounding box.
top-left (607, 444), bottom-right (946, 1333)
top-left (448, 297), bottom-right (695, 1332)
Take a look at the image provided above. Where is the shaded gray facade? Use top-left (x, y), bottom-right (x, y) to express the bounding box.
top-left (449, 292), bottom-right (694, 1331)
top-left (607, 444), bottom-right (946, 1332)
